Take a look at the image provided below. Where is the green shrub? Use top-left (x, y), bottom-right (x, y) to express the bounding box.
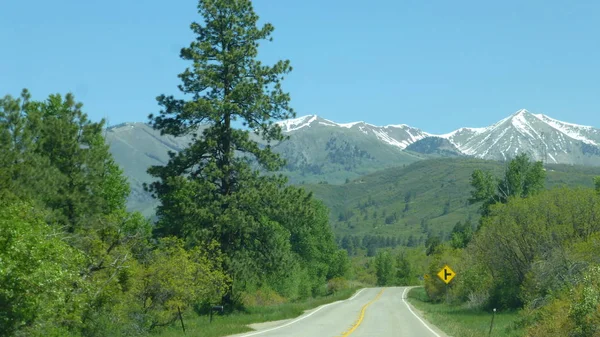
top-left (327, 277), bottom-right (350, 294)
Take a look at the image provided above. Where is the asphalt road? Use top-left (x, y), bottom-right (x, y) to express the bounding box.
top-left (228, 287), bottom-right (448, 337)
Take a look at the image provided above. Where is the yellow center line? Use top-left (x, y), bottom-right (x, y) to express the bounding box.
top-left (339, 288), bottom-right (386, 337)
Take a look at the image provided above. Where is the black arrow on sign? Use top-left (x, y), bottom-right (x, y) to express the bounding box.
top-left (444, 268), bottom-right (452, 280)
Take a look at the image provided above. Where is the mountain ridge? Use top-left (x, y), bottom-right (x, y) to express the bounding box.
top-left (274, 109), bottom-right (600, 164)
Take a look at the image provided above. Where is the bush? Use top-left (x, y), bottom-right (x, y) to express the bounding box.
top-left (241, 288), bottom-right (287, 307)
top-left (525, 265), bottom-right (600, 337)
top-left (115, 237), bottom-right (229, 331)
top-left (327, 277), bottom-right (350, 295)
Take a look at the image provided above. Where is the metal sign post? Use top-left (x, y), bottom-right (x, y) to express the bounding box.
top-left (436, 265), bottom-right (456, 303)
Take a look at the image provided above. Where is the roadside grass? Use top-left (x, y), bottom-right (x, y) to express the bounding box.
top-left (155, 287), bottom-right (360, 337)
top-left (407, 287), bottom-right (525, 337)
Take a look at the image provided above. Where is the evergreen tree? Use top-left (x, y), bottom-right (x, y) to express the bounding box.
top-left (425, 235), bottom-right (441, 256)
top-left (0, 90), bottom-right (62, 203)
top-left (146, 0), bottom-right (294, 239)
top-left (407, 234), bottom-right (417, 247)
top-left (395, 251), bottom-right (412, 286)
top-left (143, 0), bottom-right (345, 304)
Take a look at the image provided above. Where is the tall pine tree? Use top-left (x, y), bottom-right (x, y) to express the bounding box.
top-left (145, 0), bottom-right (297, 303)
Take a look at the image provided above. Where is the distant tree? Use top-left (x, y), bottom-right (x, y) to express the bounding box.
top-left (395, 251), bottom-right (413, 285)
top-left (367, 244), bottom-right (377, 257)
top-left (425, 236), bottom-right (441, 256)
top-left (341, 235), bottom-right (353, 255)
top-left (352, 236), bottom-right (361, 249)
top-left (420, 218), bottom-right (429, 234)
top-left (407, 234), bottom-right (417, 247)
top-left (450, 220), bottom-right (473, 249)
top-left (595, 176), bottom-right (600, 194)
top-left (328, 249), bottom-right (351, 279)
top-left (375, 250), bottom-right (394, 286)
top-left (470, 153), bottom-right (546, 217)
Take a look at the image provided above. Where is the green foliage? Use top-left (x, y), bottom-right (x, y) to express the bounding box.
top-left (326, 277), bottom-right (350, 295)
top-left (425, 236), bottom-right (442, 256)
top-left (468, 187), bottom-right (600, 309)
top-left (423, 245), bottom-right (462, 303)
top-left (0, 197), bottom-right (83, 337)
top-left (525, 265), bottom-right (600, 337)
top-left (373, 249), bottom-right (420, 286)
top-left (469, 153), bottom-right (546, 216)
top-left (449, 220), bottom-right (473, 249)
top-left (328, 249), bottom-right (352, 279)
top-left (395, 251), bottom-right (413, 286)
top-left (0, 91), bottom-right (64, 204)
top-left (122, 237), bottom-right (229, 331)
top-left (375, 250), bottom-right (395, 286)
top-left (34, 92), bottom-right (126, 231)
top-left (595, 176), bottom-right (600, 193)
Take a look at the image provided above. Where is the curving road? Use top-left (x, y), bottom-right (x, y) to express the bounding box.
top-left (228, 287), bottom-right (448, 337)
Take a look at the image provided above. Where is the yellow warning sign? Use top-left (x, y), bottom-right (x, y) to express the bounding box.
top-left (437, 265), bottom-right (456, 284)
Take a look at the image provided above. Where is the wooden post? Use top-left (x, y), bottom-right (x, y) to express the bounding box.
top-left (488, 308), bottom-right (496, 336)
top-left (445, 283), bottom-right (449, 303)
top-left (178, 306), bottom-right (186, 334)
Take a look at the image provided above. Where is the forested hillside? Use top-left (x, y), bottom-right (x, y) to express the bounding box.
top-left (302, 158), bottom-right (600, 255)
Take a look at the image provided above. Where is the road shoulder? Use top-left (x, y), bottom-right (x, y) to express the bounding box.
top-left (402, 287), bottom-right (451, 337)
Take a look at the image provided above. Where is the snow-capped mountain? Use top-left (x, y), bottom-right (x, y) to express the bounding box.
top-left (276, 115), bottom-right (432, 150)
top-left (275, 109), bottom-right (600, 166)
top-left (438, 109), bottom-right (600, 163)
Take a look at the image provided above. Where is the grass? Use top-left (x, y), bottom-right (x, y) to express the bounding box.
top-left (154, 288), bottom-right (360, 337)
top-left (407, 287), bottom-right (525, 337)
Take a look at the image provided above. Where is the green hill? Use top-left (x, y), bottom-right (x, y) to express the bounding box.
top-left (302, 158), bottom-right (600, 250)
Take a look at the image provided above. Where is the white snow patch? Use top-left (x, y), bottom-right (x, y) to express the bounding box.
top-left (532, 114), bottom-right (597, 145)
top-left (320, 117), bottom-right (338, 125)
top-left (358, 126), bottom-right (368, 135)
top-left (372, 129), bottom-right (411, 149)
top-left (339, 121), bottom-right (364, 128)
top-left (276, 115), bottom-right (317, 132)
top-left (534, 114), bottom-right (594, 129)
top-left (481, 128), bottom-right (509, 157)
top-left (385, 124), bottom-right (410, 128)
top-left (318, 121), bottom-right (337, 127)
top-left (436, 127), bottom-right (487, 140)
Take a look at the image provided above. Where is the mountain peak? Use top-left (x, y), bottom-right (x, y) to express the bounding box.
top-left (513, 108), bottom-right (530, 116)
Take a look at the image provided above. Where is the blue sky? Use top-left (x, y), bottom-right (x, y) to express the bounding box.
top-left (1, 0), bottom-right (599, 134)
